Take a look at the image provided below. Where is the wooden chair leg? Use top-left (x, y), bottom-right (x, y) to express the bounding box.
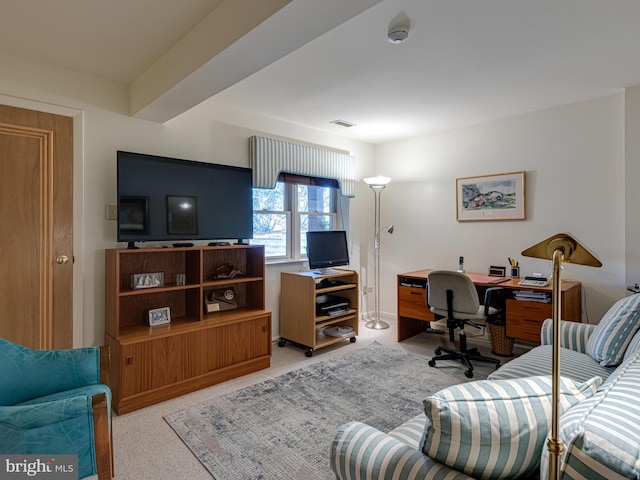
top-left (92, 393), bottom-right (114, 479)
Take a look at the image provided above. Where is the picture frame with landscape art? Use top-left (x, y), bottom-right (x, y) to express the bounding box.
top-left (456, 171), bottom-right (525, 221)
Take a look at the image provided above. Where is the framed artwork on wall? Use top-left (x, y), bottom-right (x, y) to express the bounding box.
top-left (456, 171), bottom-right (525, 221)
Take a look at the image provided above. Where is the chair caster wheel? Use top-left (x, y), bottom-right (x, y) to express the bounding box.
top-left (350, 336), bottom-right (356, 343)
top-left (465, 370), bottom-right (474, 378)
top-left (434, 348), bottom-right (442, 355)
top-left (278, 338), bottom-right (287, 347)
top-left (305, 350), bottom-right (313, 357)
top-left (428, 359), bottom-right (436, 367)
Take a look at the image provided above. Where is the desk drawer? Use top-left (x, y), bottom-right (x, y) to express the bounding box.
top-left (398, 286), bottom-right (433, 321)
top-left (506, 300), bottom-right (551, 342)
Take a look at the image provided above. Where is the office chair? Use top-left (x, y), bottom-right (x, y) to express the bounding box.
top-left (426, 270), bottom-right (503, 378)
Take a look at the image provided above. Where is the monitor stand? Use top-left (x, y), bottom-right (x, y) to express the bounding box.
top-left (126, 241), bottom-right (140, 249)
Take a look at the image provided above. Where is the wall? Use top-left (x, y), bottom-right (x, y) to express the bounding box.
top-left (0, 53), bottom-right (375, 346)
top-left (625, 86), bottom-right (640, 288)
top-left (373, 94), bottom-right (626, 323)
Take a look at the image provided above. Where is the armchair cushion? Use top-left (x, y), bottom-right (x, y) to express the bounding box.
top-left (0, 395), bottom-right (104, 480)
top-left (586, 294), bottom-right (640, 367)
top-left (421, 375), bottom-right (602, 480)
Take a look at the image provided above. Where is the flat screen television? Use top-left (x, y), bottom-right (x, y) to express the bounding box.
top-left (306, 230), bottom-right (349, 273)
top-left (117, 151), bottom-right (253, 245)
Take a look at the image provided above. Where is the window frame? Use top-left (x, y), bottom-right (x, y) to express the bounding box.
top-left (252, 180), bottom-right (340, 262)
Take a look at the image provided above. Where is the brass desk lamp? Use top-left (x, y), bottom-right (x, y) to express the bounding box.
top-left (521, 233), bottom-right (601, 480)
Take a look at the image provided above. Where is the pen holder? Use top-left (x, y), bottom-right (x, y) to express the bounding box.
top-left (510, 266), bottom-right (520, 278)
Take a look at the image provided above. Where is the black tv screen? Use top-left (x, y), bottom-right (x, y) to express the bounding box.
top-left (117, 151), bottom-right (253, 243)
top-left (306, 230), bottom-right (349, 271)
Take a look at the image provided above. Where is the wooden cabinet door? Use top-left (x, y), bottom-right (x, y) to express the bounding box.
top-left (205, 315), bottom-right (271, 371)
top-left (120, 336), bottom-right (184, 397)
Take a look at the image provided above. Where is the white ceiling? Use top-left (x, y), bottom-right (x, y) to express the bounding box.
top-left (2, 0), bottom-right (640, 144)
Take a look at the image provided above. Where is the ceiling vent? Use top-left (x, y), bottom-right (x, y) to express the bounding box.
top-left (330, 119), bottom-right (357, 128)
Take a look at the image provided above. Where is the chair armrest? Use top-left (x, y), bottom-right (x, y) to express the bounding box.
top-left (484, 287), bottom-right (505, 317)
top-left (331, 422), bottom-right (475, 480)
top-left (540, 318), bottom-right (597, 353)
top-left (0, 395), bottom-right (95, 430)
top-left (0, 339), bottom-right (101, 405)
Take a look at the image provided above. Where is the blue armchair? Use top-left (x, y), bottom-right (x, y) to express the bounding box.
top-left (0, 338), bottom-right (113, 479)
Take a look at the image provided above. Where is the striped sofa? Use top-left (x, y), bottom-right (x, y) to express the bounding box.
top-left (331, 294), bottom-right (640, 480)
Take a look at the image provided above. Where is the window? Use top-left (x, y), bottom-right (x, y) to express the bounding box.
top-left (252, 180), bottom-right (339, 260)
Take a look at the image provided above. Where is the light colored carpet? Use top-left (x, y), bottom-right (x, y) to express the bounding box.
top-left (164, 341), bottom-right (488, 480)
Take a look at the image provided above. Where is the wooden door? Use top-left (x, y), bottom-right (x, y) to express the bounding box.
top-left (0, 105), bottom-right (73, 349)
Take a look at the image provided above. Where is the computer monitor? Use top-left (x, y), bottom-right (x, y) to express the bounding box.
top-left (306, 230), bottom-right (349, 273)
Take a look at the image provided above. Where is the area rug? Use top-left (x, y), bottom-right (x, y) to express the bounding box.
top-left (164, 341), bottom-right (487, 480)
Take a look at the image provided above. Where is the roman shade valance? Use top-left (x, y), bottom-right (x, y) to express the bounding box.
top-left (249, 135), bottom-right (355, 197)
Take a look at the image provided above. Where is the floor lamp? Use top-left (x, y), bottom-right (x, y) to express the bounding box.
top-left (521, 233), bottom-right (601, 480)
top-left (364, 176), bottom-right (393, 330)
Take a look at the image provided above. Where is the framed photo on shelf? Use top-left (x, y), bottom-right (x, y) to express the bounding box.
top-left (456, 171), bottom-right (525, 221)
top-left (148, 306), bottom-right (171, 326)
top-left (132, 272), bottom-right (164, 289)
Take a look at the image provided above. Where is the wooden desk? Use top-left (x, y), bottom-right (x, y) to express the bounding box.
top-left (397, 269), bottom-right (581, 343)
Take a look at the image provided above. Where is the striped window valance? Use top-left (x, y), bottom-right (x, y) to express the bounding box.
top-left (249, 135), bottom-right (355, 197)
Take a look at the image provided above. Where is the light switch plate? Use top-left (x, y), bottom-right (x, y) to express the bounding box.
top-left (106, 204), bottom-right (117, 220)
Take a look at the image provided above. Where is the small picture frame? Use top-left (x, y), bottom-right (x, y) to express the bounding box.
top-left (148, 306), bottom-right (171, 326)
top-left (132, 272), bottom-right (164, 289)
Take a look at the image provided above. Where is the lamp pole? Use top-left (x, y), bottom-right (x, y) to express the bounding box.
top-left (364, 176), bottom-right (391, 330)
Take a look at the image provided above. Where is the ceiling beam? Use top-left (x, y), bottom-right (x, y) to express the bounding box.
top-left (130, 0), bottom-right (383, 122)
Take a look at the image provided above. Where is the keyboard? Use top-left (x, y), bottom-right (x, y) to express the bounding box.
top-left (518, 277), bottom-right (549, 287)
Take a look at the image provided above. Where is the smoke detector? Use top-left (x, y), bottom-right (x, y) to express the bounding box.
top-left (388, 28), bottom-right (409, 44)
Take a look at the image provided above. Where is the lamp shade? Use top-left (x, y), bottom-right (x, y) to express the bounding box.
top-left (521, 233), bottom-right (601, 267)
top-left (363, 176), bottom-right (391, 186)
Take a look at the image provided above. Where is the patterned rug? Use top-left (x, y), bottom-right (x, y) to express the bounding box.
top-left (164, 341), bottom-right (487, 480)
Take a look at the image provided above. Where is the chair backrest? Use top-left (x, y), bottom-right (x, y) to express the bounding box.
top-left (427, 270), bottom-right (480, 316)
top-left (0, 338), bottom-right (101, 405)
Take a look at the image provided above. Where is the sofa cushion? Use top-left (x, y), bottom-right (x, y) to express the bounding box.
top-left (623, 328), bottom-right (640, 363)
top-left (488, 344), bottom-right (615, 383)
top-left (422, 375), bottom-right (602, 480)
top-left (586, 294), bottom-right (640, 367)
top-left (540, 351), bottom-right (640, 479)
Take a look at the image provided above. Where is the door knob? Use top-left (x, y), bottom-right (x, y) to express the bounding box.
top-left (56, 255), bottom-right (69, 265)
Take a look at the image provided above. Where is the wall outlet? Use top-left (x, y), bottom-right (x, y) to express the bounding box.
top-left (363, 287), bottom-right (373, 295)
top-left (106, 204), bottom-right (117, 221)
